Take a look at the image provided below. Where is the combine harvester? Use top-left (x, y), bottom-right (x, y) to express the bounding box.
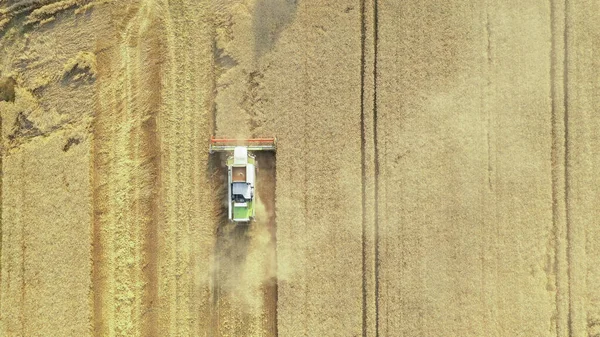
top-left (210, 137), bottom-right (277, 224)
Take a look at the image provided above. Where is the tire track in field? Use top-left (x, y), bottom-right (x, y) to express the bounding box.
top-left (360, 1), bottom-right (378, 335)
top-left (0, 78), bottom-right (3, 328)
top-left (134, 5), bottom-right (163, 335)
top-left (372, 0), bottom-right (380, 335)
top-left (360, 1), bottom-right (368, 334)
top-left (561, 0), bottom-right (574, 334)
top-left (549, 0), bottom-right (569, 335)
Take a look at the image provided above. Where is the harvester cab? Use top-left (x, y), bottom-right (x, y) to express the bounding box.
top-left (209, 137), bottom-right (276, 224)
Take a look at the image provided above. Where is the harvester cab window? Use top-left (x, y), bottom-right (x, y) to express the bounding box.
top-left (232, 182), bottom-right (252, 201)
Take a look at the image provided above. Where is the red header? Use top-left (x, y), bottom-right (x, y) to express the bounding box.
top-left (211, 137), bottom-right (275, 143)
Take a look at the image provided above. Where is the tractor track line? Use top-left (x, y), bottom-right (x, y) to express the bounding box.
top-left (91, 42), bottom-right (114, 337)
top-left (20, 170), bottom-right (26, 335)
top-left (373, 0), bottom-right (380, 335)
top-left (176, 9), bottom-right (193, 333)
top-left (359, 0), bottom-right (368, 335)
top-left (562, 0), bottom-right (573, 334)
top-left (91, 132), bottom-right (106, 337)
top-left (208, 19), bottom-right (221, 336)
top-left (138, 15), bottom-right (164, 335)
top-left (549, 0), bottom-right (569, 335)
top-left (0, 87), bottom-right (3, 326)
top-left (550, 0), bottom-right (559, 335)
top-left (123, 8), bottom-right (163, 333)
top-left (210, 35), bottom-right (218, 138)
